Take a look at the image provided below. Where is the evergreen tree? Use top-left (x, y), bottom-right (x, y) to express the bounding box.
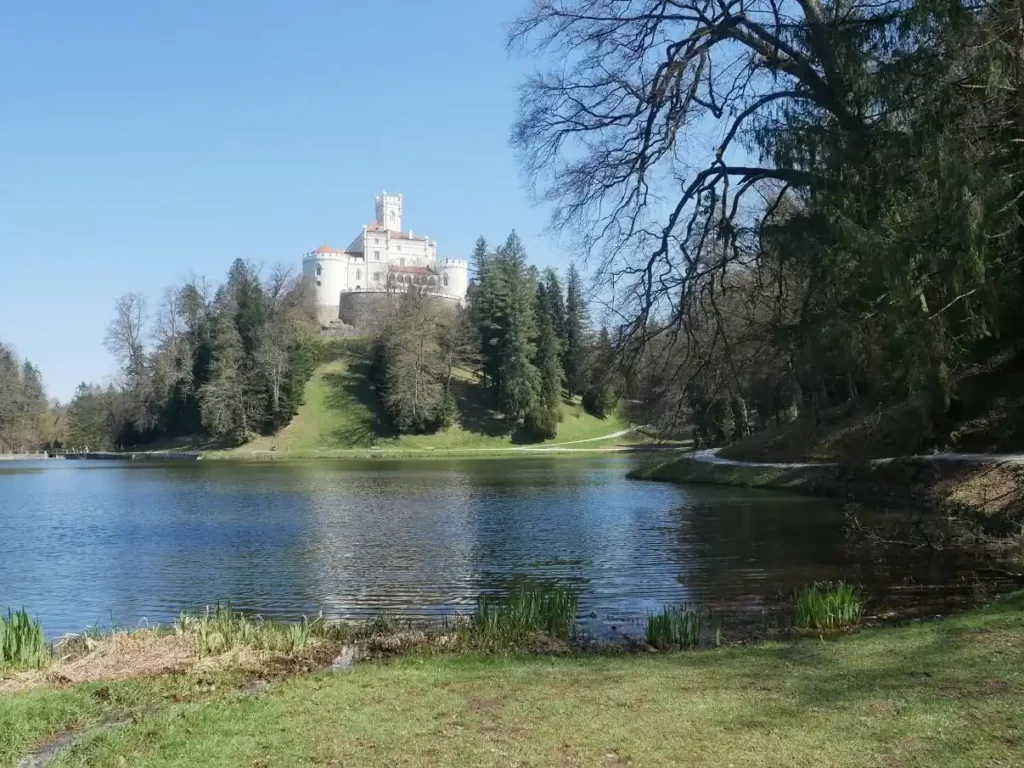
top-left (199, 314), bottom-right (262, 443)
top-left (582, 327), bottom-right (618, 418)
top-left (526, 281), bottom-right (565, 440)
top-left (542, 268), bottom-right (567, 349)
top-left (493, 231), bottom-right (541, 421)
top-left (564, 263), bottom-right (590, 396)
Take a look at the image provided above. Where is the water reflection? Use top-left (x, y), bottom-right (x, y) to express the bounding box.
top-left (0, 456), bottom-right (997, 637)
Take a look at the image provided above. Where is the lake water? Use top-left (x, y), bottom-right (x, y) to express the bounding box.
top-left (0, 456), bottom-right (994, 638)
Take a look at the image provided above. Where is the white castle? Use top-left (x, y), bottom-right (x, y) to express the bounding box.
top-left (303, 192), bottom-right (469, 325)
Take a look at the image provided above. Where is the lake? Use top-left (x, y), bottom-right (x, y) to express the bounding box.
top-left (0, 456), bottom-right (994, 638)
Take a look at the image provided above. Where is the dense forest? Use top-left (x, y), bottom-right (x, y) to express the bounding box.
top-left (370, 231), bottom-right (616, 439)
top-left (0, 342), bottom-right (60, 452)
top-left (510, 0), bottom-right (1024, 448)
top-left (57, 259), bottom-right (320, 450)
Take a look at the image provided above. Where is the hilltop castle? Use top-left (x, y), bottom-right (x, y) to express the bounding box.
top-left (303, 192), bottom-right (469, 327)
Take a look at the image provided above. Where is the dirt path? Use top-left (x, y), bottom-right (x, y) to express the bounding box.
top-left (690, 448), bottom-right (1024, 468)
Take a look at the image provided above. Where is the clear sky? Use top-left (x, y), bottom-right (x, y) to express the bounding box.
top-left (0, 1), bottom-right (561, 401)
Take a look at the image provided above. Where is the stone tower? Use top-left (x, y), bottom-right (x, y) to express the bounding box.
top-left (375, 191), bottom-right (403, 231)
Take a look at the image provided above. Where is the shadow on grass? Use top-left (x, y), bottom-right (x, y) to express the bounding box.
top-left (321, 349), bottom-right (397, 447)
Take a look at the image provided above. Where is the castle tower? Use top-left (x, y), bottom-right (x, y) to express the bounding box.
top-left (375, 191), bottom-right (403, 231)
top-left (441, 259), bottom-right (469, 306)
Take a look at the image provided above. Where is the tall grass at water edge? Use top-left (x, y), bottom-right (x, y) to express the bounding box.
top-left (175, 604), bottom-right (353, 655)
top-left (473, 585), bottom-right (578, 640)
top-left (0, 608), bottom-right (48, 669)
top-left (794, 582), bottom-right (864, 630)
top-left (646, 605), bottom-right (703, 649)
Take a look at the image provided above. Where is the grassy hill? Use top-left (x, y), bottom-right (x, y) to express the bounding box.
top-left (224, 341), bottom-right (631, 457)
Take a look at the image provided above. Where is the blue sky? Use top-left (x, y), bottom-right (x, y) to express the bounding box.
top-left (0, 1), bottom-right (562, 401)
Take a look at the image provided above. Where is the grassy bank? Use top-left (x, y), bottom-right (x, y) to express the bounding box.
top-left (3, 593), bottom-right (1022, 766)
top-left (212, 342), bottom-right (633, 459)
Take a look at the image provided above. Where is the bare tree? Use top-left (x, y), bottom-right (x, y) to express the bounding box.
top-left (105, 292), bottom-right (156, 433)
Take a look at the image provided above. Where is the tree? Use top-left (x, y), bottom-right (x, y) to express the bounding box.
top-left (563, 263), bottom-right (589, 396)
top-left (527, 280), bottom-right (565, 439)
top-left (105, 292), bottom-right (156, 436)
top-left (493, 232), bottom-right (541, 421)
top-left (199, 314), bottom-right (262, 443)
top-left (582, 327), bottom-right (617, 418)
top-left (376, 293), bottom-right (452, 433)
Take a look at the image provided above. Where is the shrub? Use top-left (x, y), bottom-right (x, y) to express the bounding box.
top-left (0, 608), bottom-right (48, 669)
top-left (794, 582), bottom-right (864, 629)
top-left (646, 605), bottom-right (702, 649)
top-left (524, 405), bottom-right (559, 440)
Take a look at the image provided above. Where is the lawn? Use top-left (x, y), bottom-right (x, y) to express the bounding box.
top-left (3, 593), bottom-right (1023, 767)
top-left (225, 343), bottom-right (630, 457)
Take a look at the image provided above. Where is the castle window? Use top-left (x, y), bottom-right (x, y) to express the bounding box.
top-left (373, 272), bottom-right (381, 282)
top-left (400, 258), bottom-right (405, 267)
top-left (316, 280), bottom-right (321, 287)
top-left (443, 274), bottom-right (449, 287)
top-left (315, 264), bottom-right (322, 277)
top-left (373, 250), bottom-right (380, 260)
top-left (356, 269), bottom-right (362, 280)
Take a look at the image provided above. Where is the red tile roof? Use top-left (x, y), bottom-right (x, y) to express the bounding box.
top-left (314, 244), bottom-right (342, 254)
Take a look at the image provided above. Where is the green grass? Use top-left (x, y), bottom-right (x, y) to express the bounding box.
top-left (223, 343), bottom-right (631, 457)
top-left (174, 605), bottom-right (354, 655)
top-left (472, 585), bottom-right (578, 641)
top-left (795, 582), bottom-right (865, 630)
top-left (3, 591), bottom-right (1022, 767)
top-left (646, 605), bottom-right (702, 649)
top-left (0, 609), bottom-right (47, 670)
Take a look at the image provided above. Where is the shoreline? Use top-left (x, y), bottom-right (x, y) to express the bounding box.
top-left (37, 444), bottom-right (685, 463)
top-left (4, 591), bottom-right (1022, 766)
top-left (629, 449), bottom-right (1024, 521)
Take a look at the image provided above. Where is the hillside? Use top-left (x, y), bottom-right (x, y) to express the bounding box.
top-left (226, 341), bottom-right (631, 457)
top-left (718, 347), bottom-right (1024, 464)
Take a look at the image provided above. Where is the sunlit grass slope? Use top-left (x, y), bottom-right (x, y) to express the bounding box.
top-left (227, 341), bottom-right (629, 456)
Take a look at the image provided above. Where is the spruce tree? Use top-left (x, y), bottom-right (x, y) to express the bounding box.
top-left (493, 231), bottom-right (540, 421)
top-left (541, 268), bottom-right (567, 348)
top-left (526, 281), bottom-right (564, 440)
top-left (564, 263), bottom-right (590, 396)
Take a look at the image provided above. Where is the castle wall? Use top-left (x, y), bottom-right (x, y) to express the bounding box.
top-left (338, 291), bottom-right (461, 333)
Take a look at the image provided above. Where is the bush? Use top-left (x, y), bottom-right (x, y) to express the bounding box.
top-left (582, 381), bottom-right (617, 418)
top-left (524, 405), bottom-right (559, 440)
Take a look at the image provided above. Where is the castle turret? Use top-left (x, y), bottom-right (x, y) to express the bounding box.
top-left (303, 245), bottom-right (348, 323)
top-left (375, 191), bottom-right (403, 231)
top-left (441, 258), bottom-right (469, 305)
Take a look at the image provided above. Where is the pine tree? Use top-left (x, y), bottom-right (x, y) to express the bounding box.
top-left (564, 263), bottom-right (590, 396)
top-left (199, 315), bottom-right (261, 443)
top-left (526, 281), bottom-right (564, 440)
top-left (493, 231), bottom-right (541, 421)
top-left (541, 268), bottom-right (567, 348)
top-left (582, 327), bottom-right (617, 418)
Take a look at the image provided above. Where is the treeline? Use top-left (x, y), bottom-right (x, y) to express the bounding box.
top-left (512, 0), bottom-right (1024, 448)
top-left (372, 232), bottom-right (617, 439)
top-left (0, 342), bottom-right (60, 452)
top-left (66, 259), bottom-right (319, 449)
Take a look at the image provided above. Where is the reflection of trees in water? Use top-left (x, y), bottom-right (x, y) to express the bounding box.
top-left (659, 490), bottom-right (851, 615)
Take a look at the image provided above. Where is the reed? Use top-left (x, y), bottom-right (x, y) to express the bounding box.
top-left (0, 608), bottom-right (48, 669)
top-left (472, 584), bottom-right (578, 640)
top-left (175, 604), bottom-right (352, 655)
top-left (645, 605), bottom-right (702, 649)
top-left (794, 582), bottom-right (864, 630)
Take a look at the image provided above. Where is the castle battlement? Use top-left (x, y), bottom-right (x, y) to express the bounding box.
top-left (304, 193), bottom-right (469, 326)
